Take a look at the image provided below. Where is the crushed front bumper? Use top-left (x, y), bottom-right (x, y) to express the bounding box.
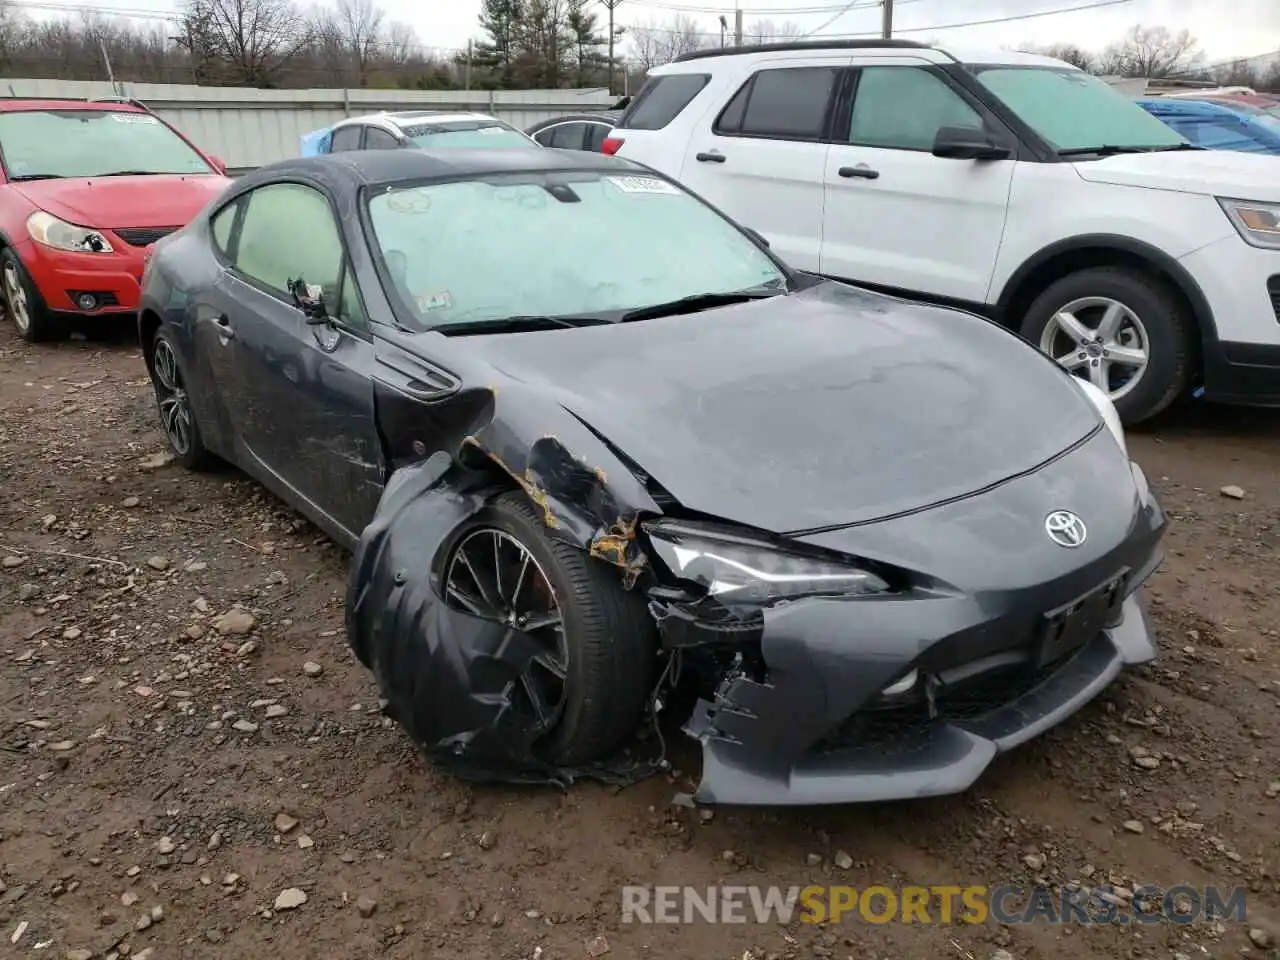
top-left (668, 433), bottom-right (1167, 806)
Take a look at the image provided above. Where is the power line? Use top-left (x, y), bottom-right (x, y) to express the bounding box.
top-left (814, 0), bottom-right (1137, 38)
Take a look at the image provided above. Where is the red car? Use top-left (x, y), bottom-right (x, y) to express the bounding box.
top-left (0, 97), bottom-right (232, 342)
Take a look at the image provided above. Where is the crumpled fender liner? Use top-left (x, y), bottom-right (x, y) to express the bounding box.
top-left (345, 452), bottom-right (660, 788)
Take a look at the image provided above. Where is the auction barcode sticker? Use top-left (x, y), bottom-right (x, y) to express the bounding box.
top-left (605, 176), bottom-right (680, 195)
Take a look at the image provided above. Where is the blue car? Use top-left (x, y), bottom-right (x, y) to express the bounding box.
top-left (1137, 97), bottom-right (1280, 155)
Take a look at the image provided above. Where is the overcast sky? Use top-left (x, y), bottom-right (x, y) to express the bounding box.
top-left (406, 0), bottom-right (1280, 63)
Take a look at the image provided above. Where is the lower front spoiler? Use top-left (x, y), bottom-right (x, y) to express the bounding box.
top-left (692, 593), bottom-right (1157, 806)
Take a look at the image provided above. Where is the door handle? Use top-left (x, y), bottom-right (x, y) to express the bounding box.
top-left (212, 314), bottom-right (235, 340)
top-left (695, 152), bottom-right (726, 163)
top-left (838, 165), bottom-right (880, 180)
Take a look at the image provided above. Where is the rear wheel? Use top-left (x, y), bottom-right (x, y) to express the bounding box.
top-left (1, 248), bottom-right (61, 343)
top-left (1020, 267), bottom-right (1193, 425)
top-left (150, 328), bottom-right (216, 470)
top-left (438, 491), bottom-right (656, 766)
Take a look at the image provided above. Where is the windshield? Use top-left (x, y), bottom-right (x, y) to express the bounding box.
top-left (0, 109), bottom-right (213, 179)
top-left (400, 120), bottom-right (532, 150)
top-left (973, 67), bottom-right (1187, 152)
top-left (366, 171), bottom-right (786, 330)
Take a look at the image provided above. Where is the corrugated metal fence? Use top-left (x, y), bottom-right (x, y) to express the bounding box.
top-left (0, 79), bottom-right (618, 172)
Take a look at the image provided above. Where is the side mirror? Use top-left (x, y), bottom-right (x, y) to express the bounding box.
top-left (932, 125), bottom-right (1011, 161)
top-left (207, 154), bottom-right (227, 174)
top-left (288, 277), bottom-right (329, 324)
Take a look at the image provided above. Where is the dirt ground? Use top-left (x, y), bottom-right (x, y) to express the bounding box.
top-left (1, 322), bottom-right (1277, 960)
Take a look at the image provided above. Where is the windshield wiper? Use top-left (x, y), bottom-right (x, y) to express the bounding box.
top-left (9, 173), bottom-right (64, 181)
top-left (619, 289), bottom-right (781, 324)
top-left (1148, 143), bottom-right (1205, 152)
top-left (94, 170), bottom-right (166, 177)
top-left (1056, 145), bottom-right (1152, 157)
top-left (433, 314), bottom-right (611, 336)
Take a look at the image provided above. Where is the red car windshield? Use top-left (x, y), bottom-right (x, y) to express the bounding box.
top-left (0, 109), bottom-right (214, 180)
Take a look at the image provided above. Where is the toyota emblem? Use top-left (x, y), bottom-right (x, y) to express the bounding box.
top-left (1045, 510), bottom-right (1088, 548)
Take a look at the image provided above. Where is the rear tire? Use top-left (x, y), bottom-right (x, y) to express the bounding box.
top-left (2, 248), bottom-right (62, 343)
top-left (439, 491), bottom-right (657, 767)
top-left (1020, 267), bottom-right (1193, 425)
top-left (149, 327), bottom-right (216, 471)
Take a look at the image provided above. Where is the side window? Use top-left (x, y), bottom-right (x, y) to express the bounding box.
top-left (584, 122), bottom-right (611, 152)
top-left (848, 66), bottom-right (983, 151)
top-left (1181, 118), bottom-right (1257, 151)
top-left (329, 125), bottom-right (362, 152)
top-left (232, 183), bottom-right (342, 302)
top-left (364, 126), bottom-right (400, 150)
top-left (622, 74), bottom-right (710, 130)
top-left (549, 122), bottom-right (587, 150)
top-left (210, 200), bottom-right (238, 255)
top-left (718, 68), bottom-right (837, 140)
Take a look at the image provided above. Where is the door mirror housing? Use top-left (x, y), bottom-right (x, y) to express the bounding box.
top-left (932, 125), bottom-right (1011, 161)
top-left (288, 277), bottom-right (330, 324)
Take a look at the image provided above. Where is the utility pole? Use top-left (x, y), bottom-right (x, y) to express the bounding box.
top-left (600, 0), bottom-right (623, 95)
top-left (465, 39), bottom-right (473, 91)
top-left (734, 5), bottom-right (743, 46)
top-left (881, 0), bottom-right (893, 39)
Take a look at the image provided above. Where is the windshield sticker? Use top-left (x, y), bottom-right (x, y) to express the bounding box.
top-left (385, 190), bottom-right (432, 214)
top-left (416, 290), bottom-right (453, 313)
top-left (110, 112), bottom-right (159, 124)
top-left (605, 175), bottom-right (680, 195)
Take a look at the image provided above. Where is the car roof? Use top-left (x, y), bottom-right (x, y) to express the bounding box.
top-left (1138, 97), bottom-right (1244, 117)
top-left (529, 112), bottom-right (621, 130)
top-left (665, 40), bottom-right (1075, 71)
top-left (334, 110), bottom-right (510, 131)
top-left (0, 98), bottom-right (147, 114)
top-left (240, 146), bottom-right (643, 190)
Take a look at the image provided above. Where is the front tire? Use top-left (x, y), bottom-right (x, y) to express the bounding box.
top-left (150, 327), bottom-right (216, 471)
top-left (439, 491), bottom-right (656, 767)
top-left (1, 248), bottom-right (62, 343)
top-left (1020, 267), bottom-right (1193, 425)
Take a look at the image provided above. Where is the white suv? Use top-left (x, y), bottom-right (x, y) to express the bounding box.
top-left (605, 40), bottom-right (1280, 424)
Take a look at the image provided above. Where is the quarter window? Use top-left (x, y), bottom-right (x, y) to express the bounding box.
top-left (622, 74), bottom-right (710, 130)
top-left (716, 68), bottom-right (838, 140)
top-left (848, 66), bottom-right (983, 150)
top-left (210, 201), bottom-right (238, 255)
top-left (329, 125), bottom-right (362, 152)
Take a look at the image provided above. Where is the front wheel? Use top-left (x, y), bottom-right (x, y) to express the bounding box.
top-left (1020, 267), bottom-right (1193, 425)
top-left (1, 248), bottom-right (61, 343)
top-left (437, 491), bottom-right (656, 767)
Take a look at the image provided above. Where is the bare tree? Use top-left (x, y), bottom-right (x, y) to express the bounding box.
top-left (744, 18), bottom-right (803, 44)
top-left (332, 0), bottom-right (382, 86)
top-left (1099, 24), bottom-right (1201, 79)
top-left (383, 19), bottom-right (415, 65)
top-left (1017, 41), bottom-right (1095, 72)
top-left (181, 0), bottom-right (310, 86)
top-left (625, 14), bottom-right (706, 73)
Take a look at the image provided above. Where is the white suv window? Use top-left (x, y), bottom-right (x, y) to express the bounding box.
top-left (849, 66), bottom-right (983, 151)
top-left (716, 67), bottom-right (838, 141)
top-left (624, 74), bottom-right (710, 130)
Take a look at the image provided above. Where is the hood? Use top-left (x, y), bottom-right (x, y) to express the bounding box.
top-left (1073, 150), bottom-right (1280, 201)
top-left (10, 174), bottom-right (232, 229)
top-left (463, 283), bottom-right (1103, 534)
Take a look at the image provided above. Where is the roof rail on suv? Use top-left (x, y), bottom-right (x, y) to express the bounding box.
top-left (673, 38), bottom-right (929, 63)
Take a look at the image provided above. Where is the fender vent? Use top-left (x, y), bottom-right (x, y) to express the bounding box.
top-left (1268, 275), bottom-right (1280, 323)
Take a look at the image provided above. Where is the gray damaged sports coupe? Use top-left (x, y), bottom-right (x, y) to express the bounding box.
top-left (138, 148), bottom-right (1166, 805)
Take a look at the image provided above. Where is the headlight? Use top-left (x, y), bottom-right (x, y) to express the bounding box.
top-left (1218, 198), bottom-right (1280, 250)
top-left (643, 518), bottom-right (890, 604)
top-left (1074, 378), bottom-right (1126, 457)
top-left (26, 211), bottom-right (113, 254)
